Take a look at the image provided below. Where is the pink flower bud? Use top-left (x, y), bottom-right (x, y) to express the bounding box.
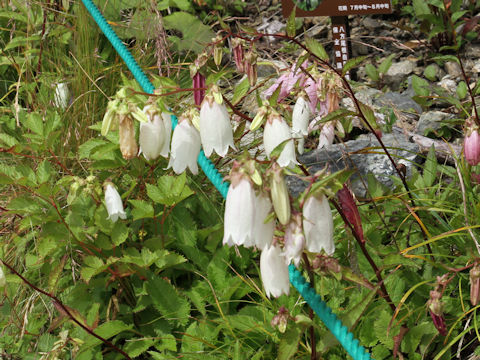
top-left (192, 72), bottom-right (206, 106)
top-left (244, 49), bottom-right (257, 87)
top-left (428, 290), bottom-right (447, 336)
top-left (464, 127), bottom-right (480, 166)
top-left (337, 184), bottom-right (365, 244)
top-left (232, 38), bottom-right (245, 73)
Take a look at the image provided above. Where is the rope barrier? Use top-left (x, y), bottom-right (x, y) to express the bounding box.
top-left (81, 1), bottom-right (372, 358)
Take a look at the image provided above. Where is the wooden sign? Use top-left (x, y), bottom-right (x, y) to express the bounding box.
top-left (282, 0), bottom-right (393, 17)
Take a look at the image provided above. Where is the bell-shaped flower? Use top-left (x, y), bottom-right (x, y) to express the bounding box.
top-left (260, 244), bottom-right (290, 298)
top-left (317, 121), bottom-right (335, 149)
top-left (264, 64), bottom-right (307, 102)
top-left (159, 112), bottom-right (172, 158)
top-left (253, 193), bottom-right (275, 249)
top-left (292, 95), bottom-right (311, 154)
top-left (270, 164), bottom-right (291, 225)
top-left (119, 115), bottom-right (138, 160)
top-left (199, 87), bottom-right (235, 157)
top-left (54, 82), bottom-right (70, 109)
top-left (264, 114), bottom-right (297, 168)
top-left (168, 113), bottom-right (201, 174)
top-left (465, 125), bottom-right (480, 166)
top-left (303, 193), bottom-right (334, 255)
top-left (223, 176), bottom-right (256, 247)
top-left (283, 213), bottom-right (305, 267)
top-left (139, 105), bottom-right (166, 161)
top-left (104, 183), bottom-right (126, 222)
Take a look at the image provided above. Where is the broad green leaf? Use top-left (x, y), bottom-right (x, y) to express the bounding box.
top-left (128, 199), bottom-right (154, 220)
top-left (78, 138), bottom-right (109, 159)
top-left (305, 37), bottom-right (329, 61)
top-left (146, 277), bottom-right (191, 326)
top-left (456, 81), bottom-right (468, 100)
top-left (278, 326), bottom-right (301, 360)
top-left (111, 222), bottom-right (128, 246)
top-left (378, 54), bottom-right (394, 74)
top-left (154, 250), bottom-right (187, 271)
top-left (411, 75), bottom-right (430, 97)
top-left (365, 64), bottom-right (380, 82)
top-left (424, 64), bottom-right (437, 81)
top-left (358, 102), bottom-right (378, 130)
top-left (342, 56), bottom-right (367, 76)
top-left (147, 173), bottom-right (194, 206)
top-left (36, 160), bottom-right (54, 184)
top-left (413, 0), bottom-right (431, 16)
top-left (125, 338), bottom-right (155, 358)
top-left (24, 113), bottom-right (44, 136)
top-left (84, 320), bottom-right (132, 347)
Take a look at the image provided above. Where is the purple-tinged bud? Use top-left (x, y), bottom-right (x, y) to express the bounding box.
top-left (244, 49), bottom-right (257, 87)
top-left (232, 38), bottom-right (245, 73)
top-left (271, 306), bottom-right (290, 333)
top-left (470, 263), bottom-right (480, 306)
top-left (465, 126), bottom-right (480, 166)
top-left (338, 184), bottom-right (365, 244)
top-left (192, 72), bottom-right (206, 107)
top-left (428, 290), bottom-right (447, 336)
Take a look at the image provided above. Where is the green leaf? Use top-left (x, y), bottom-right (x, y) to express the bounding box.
top-left (24, 113), bottom-right (44, 136)
top-left (358, 102), bottom-right (378, 130)
top-left (154, 250), bottom-right (187, 271)
top-left (424, 64), bottom-right (437, 81)
top-left (423, 145), bottom-right (437, 187)
top-left (146, 173), bottom-right (194, 206)
top-left (365, 64), bottom-right (380, 82)
top-left (278, 326), bottom-right (301, 360)
top-left (128, 199), bottom-right (154, 220)
top-left (163, 12), bottom-right (215, 54)
top-left (456, 81), bottom-right (468, 100)
top-left (342, 56), bottom-right (366, 76)
top-left (411, 75), bottom-right (430, 97)
top-left (378, 54), bottom-right (394, 74)
top-left (305, 37), bottom-right (329, 61)
top-left (78, 138), bottom-right (109, 159)
top-left (111, 222), bottom-right (128, 246)
top-left (36, 160), bottom-right (54, 184)
top-left (412, 0), bottom-right (432, 16)
top-left (0, 133), bottom-right (18, 147)
top-left (146, 277), bottom-right (191, 326)
top-left (286, 7), bottom-right (296, 37)
top-left (125, 338), bottom-right (155, 358)
top-left (84, 320), bottom-right (132, 347)
top-left (231, 77), bottom-right (250, 106)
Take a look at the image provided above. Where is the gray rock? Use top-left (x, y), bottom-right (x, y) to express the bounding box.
top-left (385, 60), bottom-right (416, 89)
top-left (472, 59), bottom-right (480, 73)
top-left (341, 87), bottom-right (383, 111)
top-left (362, 17), bottom-right (382, 31)
top-left (376, 91), bottom-right (422, 115)
top-left (444, 61), bottom-right (462, 78)
top-left (466, 45), bottom-right (480, 59)
top-left (288, 132), bottom-right (421, 198)
top-left (437, 75), bottom-right (457, 94)
top-left (415, 110), bottom-right (455, 135)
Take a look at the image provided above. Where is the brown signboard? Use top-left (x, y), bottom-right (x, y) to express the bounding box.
top-left (282, 0), bottom-right (393, 17)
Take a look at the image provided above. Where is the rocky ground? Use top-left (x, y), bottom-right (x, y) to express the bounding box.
top-left (233, 1), bottom-right (480, 196)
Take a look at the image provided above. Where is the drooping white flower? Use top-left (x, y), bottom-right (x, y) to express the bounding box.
top-left (199, 87), bottom-right (235, 157)
top-left (260, 244), bottom-right (290, 298)
top-left (283, 214), bottom-right (305, 267)
top-left (263, 114), bottom-right (297, 168)
top-left (168, 114), bottom-right (201, 174)
top-left (292, 96), bottom-right (311, 154)
top-left (223, 177), bottom-right (256, 247)
top-left (253, 193), bottom-right (275, 250)
top-left (139, 105), bottom-right (166, 161)
top-left (104, 183), bottom-right (127, 222)
top-left (303, 193), bottom-right (334, 255)
top-left (160, 112), bottom-right (172, 158)
top-left (54, 82), bottom-right (70, 109)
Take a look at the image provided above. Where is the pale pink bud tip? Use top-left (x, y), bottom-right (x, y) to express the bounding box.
top-left (465, 129), bottom-right (480, 166)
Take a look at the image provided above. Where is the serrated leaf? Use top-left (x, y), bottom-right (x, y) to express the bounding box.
top-left (111, 222), bottom-right (128, 246)
top-left (128, 199), bottom-right (154, 220)
top-left (84, 320), bottom-right (132, 347)
top-left (36, 160), bottom-right (54, 184)
top-left (155, 250), bottom-right (187, 271)
top-left (342, 56), bottom-right (366, 76)
top-left (125, 338), bottom-right (155, 357)
top-left (146, 277), bottom-right (191, 326)
top-left (286, 7), bottom-right (296, 37)
top-left (24, 113), bottom-right (44, 136)
top-left (147, 173), bottom-right (194, 206)
top-left (305, 37), bottom-right (328, 61)
top-left (278, 326), bottom-right (301, 360)
top-left (78, 138), bottom-right (109, 159)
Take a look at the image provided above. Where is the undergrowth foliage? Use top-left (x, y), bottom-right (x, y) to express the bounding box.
top-left (1, 1), bottom-right (480, 359)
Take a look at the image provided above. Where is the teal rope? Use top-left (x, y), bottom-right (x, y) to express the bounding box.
top-left (81, 1), bottom-right (371, 358)
top-left (289, 265), bottom-right (372, 360)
